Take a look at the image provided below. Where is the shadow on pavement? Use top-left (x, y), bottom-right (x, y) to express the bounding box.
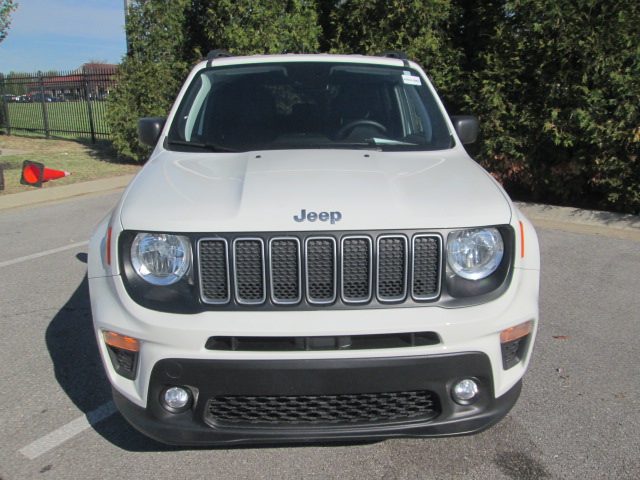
top-left (46, 273), bottom-right (380, 453)
top-left (45, 274), bottom-right (179, 452)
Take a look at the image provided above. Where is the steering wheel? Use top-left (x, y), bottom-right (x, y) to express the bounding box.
top-left (336, 120), bottom-right (388, 139)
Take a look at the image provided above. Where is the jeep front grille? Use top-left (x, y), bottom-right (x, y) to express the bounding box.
top-left (305, 237), bottom-right (337, 304)
top-left (198, 232), bottom-right (441, 308)
top-left (377, 235), bottom-right (408, 301)
top-left (341, 236), bottom-right (372, 302)
top-left (233, 238), bottom-right (266, 304)
top-left (269, 238), bottom-right (301, 304)
top-left (199, 239), bottom-right (230, 304)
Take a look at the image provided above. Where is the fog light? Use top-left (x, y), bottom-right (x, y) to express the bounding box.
top-left (451, 378), bottom-right (479, 405)
top-left (162, 386), bottom-right (192, 413)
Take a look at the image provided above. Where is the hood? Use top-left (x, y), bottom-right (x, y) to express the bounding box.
top-left (119, 149), bottom-right (512, 232)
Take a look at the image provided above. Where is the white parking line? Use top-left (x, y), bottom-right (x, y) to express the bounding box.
top-left (0, 241), bottom-right (89, 268)
top-left (19, 401), bottom-right (117, 460)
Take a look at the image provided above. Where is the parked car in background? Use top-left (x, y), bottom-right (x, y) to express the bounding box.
top-left (91, 92), bottom-right (109, 101)
top-left (28, 93), bottom-right (56, 102)
top-left (60, 93), bottom-right (82, 102)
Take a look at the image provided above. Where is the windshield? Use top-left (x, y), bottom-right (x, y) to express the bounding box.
top-left (167, 62), bottom-right (453, 152)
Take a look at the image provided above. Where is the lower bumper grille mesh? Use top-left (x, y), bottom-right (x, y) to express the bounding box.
top-left (205, 390), bottom-right (439, 425)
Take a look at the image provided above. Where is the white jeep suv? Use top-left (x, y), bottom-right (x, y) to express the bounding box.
top-left (88, 51), bottom-right (540, 445)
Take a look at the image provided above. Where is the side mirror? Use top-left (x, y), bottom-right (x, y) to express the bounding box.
top-left (138, 117), bottom-right (166, 147)
top-left (450, 115), bottom-right (479, 144)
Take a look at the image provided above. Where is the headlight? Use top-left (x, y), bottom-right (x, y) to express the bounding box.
top-left (447, 228), bottom-right (504, 280)
top-left (131, 233), bottom-right (191, 285)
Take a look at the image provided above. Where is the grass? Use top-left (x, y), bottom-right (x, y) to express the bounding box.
top-left (0, 134), bottom-right (140, 195)
top-left (5, 101), bottom-right (110, 137)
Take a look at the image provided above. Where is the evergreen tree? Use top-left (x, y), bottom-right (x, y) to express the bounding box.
top-left (460, 0), bottom-right (640, 212)
top-left (106, 0), bottom-right (320, 162)
top-left (106, 0), bottom-right (192, 161)
top-left (197, 0), bottom-right (320, 55)
top-left (328, 0), bottom-right (463, 103)
top-left (105, 0), bottom-right (639, 213)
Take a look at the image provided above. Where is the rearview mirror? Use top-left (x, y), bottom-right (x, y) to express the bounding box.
top-left (138, 117), bottom-right (166, 147)
top-left (450, 115), bottom-right (479, 144)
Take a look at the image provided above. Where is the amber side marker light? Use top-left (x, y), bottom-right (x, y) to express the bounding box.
top-left (104, 330), bottom-right (140, 352)
top-left (106, 226), bottom-right (113, 265)
top-left (519, 221), bottom-right (525, 258)
top-left (500, 321), bottom-right (533, 344)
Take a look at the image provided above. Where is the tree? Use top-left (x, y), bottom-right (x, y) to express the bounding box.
top-left (106, 0), bottom-right (192, 161)
top-left (327, 0), bottom-right (463, 103)
top-left (107, 0), bottom-right (320, 162)
top-left (2, 71), bottom-right (28, 96)
top-left (106, 0), bottom-right (639, 213)
top-left (458, 0), bottom-right (640, 213)
top-left (196, 0), bottom-right (320, 55)
top-left (0, 0), bottom-right (17, 43)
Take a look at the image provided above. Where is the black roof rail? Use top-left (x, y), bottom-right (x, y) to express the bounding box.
top-left (376, 50), bottom-right (408, 60)
top-left (206, 49), bottom-right (234, 61)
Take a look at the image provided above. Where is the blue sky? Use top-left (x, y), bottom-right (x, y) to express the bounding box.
top-left (0, 0), bottom-right (127, 73)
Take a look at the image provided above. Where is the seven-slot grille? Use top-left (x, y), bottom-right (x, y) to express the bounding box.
top-left (198, 233), bottom-right (441, 307)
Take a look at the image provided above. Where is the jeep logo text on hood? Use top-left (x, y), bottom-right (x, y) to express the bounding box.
top-left (293, 209), bottom-right (342, 224)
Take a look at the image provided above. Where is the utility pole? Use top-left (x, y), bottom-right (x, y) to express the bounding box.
top-left (123, 0), bottom-right (132, 56)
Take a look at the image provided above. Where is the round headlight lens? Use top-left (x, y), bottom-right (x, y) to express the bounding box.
top-left (131, 233), bottom-right (191, 285)
top-left (447, 228), bottom-right (504, 280)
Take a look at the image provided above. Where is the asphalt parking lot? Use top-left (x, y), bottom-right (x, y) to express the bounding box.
top-left (0, 190), bottom-right (638, 480)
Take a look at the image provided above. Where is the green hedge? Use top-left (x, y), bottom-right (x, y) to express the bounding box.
top-left (108, 0), bottom-right (640, 214)
top-left (456, 0), bottom-right (640, 214)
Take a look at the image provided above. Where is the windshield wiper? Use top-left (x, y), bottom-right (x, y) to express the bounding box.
top-left (167, 139), bottom-right (238, 152)
top-left (370, 137), bottom-right (418, 146)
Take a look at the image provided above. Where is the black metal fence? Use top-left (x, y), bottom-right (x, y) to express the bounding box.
top-left (0, 67), bottom-right (117, 143)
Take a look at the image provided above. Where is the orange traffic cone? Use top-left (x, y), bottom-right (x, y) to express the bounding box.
top-left (20, 160), bottom-right (71, 187)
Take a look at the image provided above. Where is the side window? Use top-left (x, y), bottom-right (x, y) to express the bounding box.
top-left (406, 87), bottom-right (432, 141)
top-left (184, 75), bottom-right (212, 141)
top-left (405, 91), bottom-right (424, 134)
top-left (380, 85), bottom-right (403, 138)
top-left (394, 86), bottom-right (413, 137)
top-left (173, 74), bottom-right (211, 142)
top-left (394, 85), bottom-right (433, 142)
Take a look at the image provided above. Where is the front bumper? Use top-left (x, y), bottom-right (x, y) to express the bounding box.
top-left (89, 214), bottom-right (539, 446)
top-left (113, 353), bottom-right (522, 446)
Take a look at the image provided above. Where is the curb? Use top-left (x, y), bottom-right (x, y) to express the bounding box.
top-left (0, 175), bottom-right (135, 212)
top-left (515, 201), bottom-right (640, 241)
top-left (515, 201), bottom-right (639, 232)
top-left (1, 175), bottom-right (638, 239)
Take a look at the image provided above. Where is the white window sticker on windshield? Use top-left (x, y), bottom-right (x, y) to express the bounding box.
top-left (402, 75), bottom-right (422, 85)
top-left (402, 75), bottom-right (422, 86)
